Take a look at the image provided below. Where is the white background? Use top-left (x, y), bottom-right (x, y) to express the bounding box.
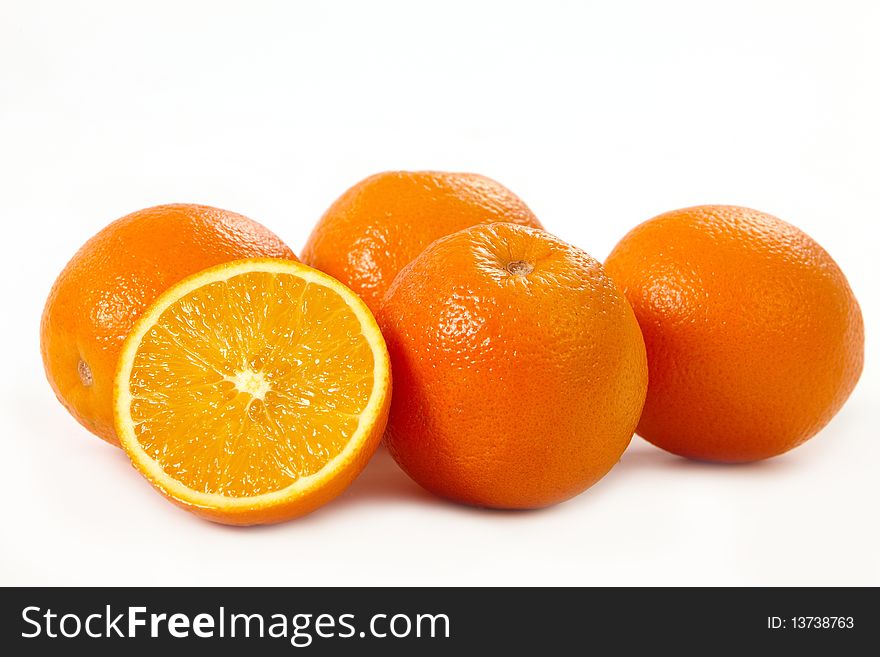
top-left (1, 1), bottom-right (877, 586)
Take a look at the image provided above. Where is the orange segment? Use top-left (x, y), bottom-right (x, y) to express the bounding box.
top-left (114, 258), bottom-right (390, 525)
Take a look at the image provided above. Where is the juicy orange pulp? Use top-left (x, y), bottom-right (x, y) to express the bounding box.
top-left (114, 258), bottom-right (390, 524)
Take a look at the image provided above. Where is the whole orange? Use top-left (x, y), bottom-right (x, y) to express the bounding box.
top-left (379, 223), bottom-right (648, 509)
top-left (302, 171), bottom-right (542, 312)
top-left (605, 205), bottom-right (864, 463)
top-left (41, 204), bottom-right (296, 445)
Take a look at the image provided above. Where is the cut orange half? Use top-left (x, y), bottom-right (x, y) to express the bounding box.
top-left (113, 258), bottom-right (391, 525)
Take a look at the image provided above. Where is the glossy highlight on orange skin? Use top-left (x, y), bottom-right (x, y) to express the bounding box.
top-left (302, 171), bottom-right (543, 313)
top-left (605, 205), bottom-right (864, 462)
top-left (41, 204), bottom-right (297, 444)
top-left (380, 223), bottom-right (648, 509)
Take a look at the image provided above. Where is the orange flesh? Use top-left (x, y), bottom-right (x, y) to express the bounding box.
top-left (127, 271), bottom-right (374, 497)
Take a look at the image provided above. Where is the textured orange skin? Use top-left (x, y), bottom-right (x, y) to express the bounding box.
top-left (302, 171), bottom-right (543, 313)
top-left (605, 205), bottom-right (864, 463)
top-left (379, 223), bottom-right (648, 509)
top-left (41, 204), bottom-right (297, 445)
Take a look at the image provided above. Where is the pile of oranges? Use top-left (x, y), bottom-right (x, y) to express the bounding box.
top-left (41, 172), bottom-right (864, 525)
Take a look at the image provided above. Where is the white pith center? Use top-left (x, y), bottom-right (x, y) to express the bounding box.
top-left (229, 369), bottom-right (271, 400)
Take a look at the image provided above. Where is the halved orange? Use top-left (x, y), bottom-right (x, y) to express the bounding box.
top-left (113, 258), bottom-right (391, 525)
